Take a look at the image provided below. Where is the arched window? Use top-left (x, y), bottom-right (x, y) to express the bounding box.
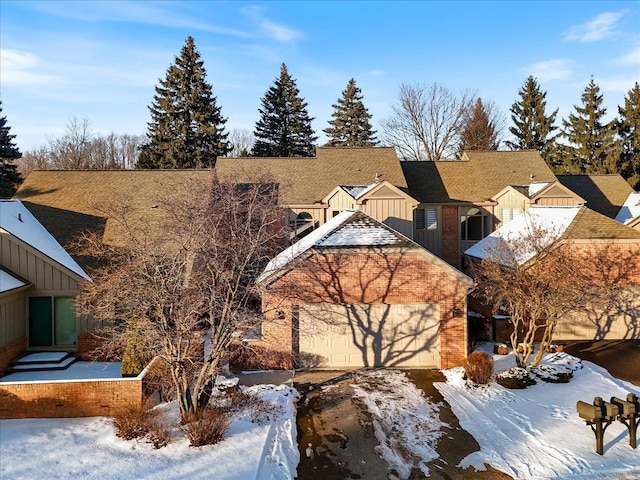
top-left (295, 212), bottom-right (313, 229)
top-left (461, 207), bottom-right (491, 241)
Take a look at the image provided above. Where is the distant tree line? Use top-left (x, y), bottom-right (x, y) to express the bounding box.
top-left (2, 36), bottom-right (639, 193)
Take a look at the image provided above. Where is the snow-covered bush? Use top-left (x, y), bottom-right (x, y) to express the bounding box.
top-left (496, 367), bottom-right (537, 389)
top-left (464, 350), bottom-right (494, 384)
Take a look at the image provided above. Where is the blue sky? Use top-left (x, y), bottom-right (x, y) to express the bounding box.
top-left (1, 0), bottom-right (639, 152)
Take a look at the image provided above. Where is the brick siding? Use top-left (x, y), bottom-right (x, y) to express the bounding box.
top-left (261, 249), bottom-right (471, 369)
top-left (441, 206), bottom-right (459, 267)
top-left (0, 337), bottom-right (27, 375)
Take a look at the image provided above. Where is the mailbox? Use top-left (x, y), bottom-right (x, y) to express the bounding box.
top-left (577, 401), bottom-right (603, 422)
top-left (611, 397), bottom-right (637, 417)
top-left (594, 397), bottom-right (619, 420)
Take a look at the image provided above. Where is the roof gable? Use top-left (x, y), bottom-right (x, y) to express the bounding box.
top-left (0, 200), bottom-right (90, 280)
top-left (259, 209), bottom-right (470, 285)
top-left (556, 175), bottom-right (633, 218)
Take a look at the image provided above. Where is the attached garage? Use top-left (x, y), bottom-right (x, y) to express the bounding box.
top-left (259, 210), bottom-right (473, 369)
top-left (298, 303), bottom-right (440, 368)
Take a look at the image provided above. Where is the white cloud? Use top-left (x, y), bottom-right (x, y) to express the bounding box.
top-left (522, 59), bottom-right (573, 81)
top-left (241, 6), bottom-right (302, 43)
top-left (564, 11), bottom-right (623, 42)
top-left (29, 1), bottom-right (252, 38)
top-left (598, 75), bottom-right (640, 93)
top-left (0, 49), bottom-right (62, 86)
top-left (368, 70), bottom-right (386, 77)
top-left (614, 46), bottom-right (640, 65)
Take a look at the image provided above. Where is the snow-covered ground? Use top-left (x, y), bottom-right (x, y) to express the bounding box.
top-left (0, 384), bottom-right (299, 480)
top-left (1, 349), bottom-right (638, 480)
top-left (436, 347), bottom-right (640, 480)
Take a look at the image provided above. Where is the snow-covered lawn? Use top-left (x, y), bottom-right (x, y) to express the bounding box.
top-left (0, 384), bottom-right (299, 480)
top-left (436, 348), bottom-right (640, 480)
top-left (2, 349), bottom-right (638, 480)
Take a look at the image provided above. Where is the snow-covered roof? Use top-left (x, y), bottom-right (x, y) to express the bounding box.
top-left (258, 209), bottom-right (414, 283)
top-left (464, 206), bottom-right (581, 265)
top-left (341, 182), bottom-right (381, 200)
top-left (615, 191), bottom-right (640, 225)
top-left (528, 182), bottom-right (550, 197)
top-left (0, 269), bottom-right (29, 294)
top-left (0, 200), bottom-right (90, 280)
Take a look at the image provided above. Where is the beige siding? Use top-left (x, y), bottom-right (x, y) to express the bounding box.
top-left (289, 207), bottom-right (325, 227)
top-left (0, 292), bottom-right (27, 347)
top-left (555, 288), bottom-right (640, 340)
top-left (1, 235), bottom-right (80, 295)
top-left (534, 185), bottom-right (581, 206)
top-left (413, 205), bottom-right (442, 256)
top-left (326, 190), bottom-right (357, 220)
top-left (495, 190), bottom-right (527, 227)
top-left (362, 198), bottom-right (414, 238)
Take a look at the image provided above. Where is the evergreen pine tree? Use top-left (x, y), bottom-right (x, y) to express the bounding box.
top-left (324, 78), bottom-right (378, 147)
top-left (138, 36), bottom-right (229, 169)
top-left (617, 82), bottom-right (640, 189)
top-left (458, 98), bottom-right (500, 154)
top-left (252, 64), bottom-right (317, 157)
top-left (506, 76), bottom-right (559, 167)
top-left (0, 101), bottom-right (23, 198)
top-left (561, 78), bottom-right (619, 174)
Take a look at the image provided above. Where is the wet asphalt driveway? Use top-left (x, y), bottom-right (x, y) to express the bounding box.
top-left (293, 370), bottom-right (512, 480)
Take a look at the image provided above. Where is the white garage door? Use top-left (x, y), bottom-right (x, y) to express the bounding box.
top-left (297, 303), bottom-right (440, 368)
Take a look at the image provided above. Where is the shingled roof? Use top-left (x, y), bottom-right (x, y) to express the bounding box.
top-left (401, 150), bottom-right (557, 204)
top-left (556, 174), bottom-right (633, 219)
top-left (13, 170), bottom-right (214, 248)
top-left (216, 147), bottom-right (407, 205)
top-left (465, 205), bottom-right (640, 264)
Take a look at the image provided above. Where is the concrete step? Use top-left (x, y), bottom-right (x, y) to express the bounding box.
top-left (8, 352), bottom-right (77, 373)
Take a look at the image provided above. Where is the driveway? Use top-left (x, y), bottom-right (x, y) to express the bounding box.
top-left (562, 339), bottom-right (640, 386)
top-left (294, 370), bottom-right (512, 480)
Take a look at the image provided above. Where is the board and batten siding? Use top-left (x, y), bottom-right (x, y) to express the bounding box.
top-left (0, 291), bottom-right (27, 347)
top-left (362, 197), bottom-right (414, 238)
top-left (0, 235), bottom-right (80, 294)
top-left (412, 205), bottom-right (442, 257)
top-left (326, 190), bottom-right (357, 219)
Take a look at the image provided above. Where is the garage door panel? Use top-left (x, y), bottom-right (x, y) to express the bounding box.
top-left (298, 303), bottom-right (440, 368)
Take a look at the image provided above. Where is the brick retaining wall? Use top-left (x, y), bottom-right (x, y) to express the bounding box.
top-left (0, 358), bottom-right (160, 419)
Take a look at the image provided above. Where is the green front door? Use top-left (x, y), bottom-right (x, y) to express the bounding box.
top-left (29, 297), bottom-right (53, 347)
top-left (28, 296), bottom-right (77, 347)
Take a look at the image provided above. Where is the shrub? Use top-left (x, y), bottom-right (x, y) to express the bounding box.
top-left (146, 419), bottom-right (171, 449)
top-left (121, 315), bottom-right (151, 377)
top-left (217, 389), bottom-right (283, 425)
top-left (464, 350), bottom-right (494, 384)
top-left (181, 407), bottom-right (231, 447)
top-left (496, 367), bottom-right (537, 389)
top-left (112, 404), bottom-right (155, 440)
top-left (229, 343), bottom-right (294, 370)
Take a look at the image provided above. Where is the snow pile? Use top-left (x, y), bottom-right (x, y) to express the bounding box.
top-left (0, 384), bottom-right (299, 480)
top-left (436, 349), bottom-right (640, 480)
top-left (351, 369), bottom-right (447, 479)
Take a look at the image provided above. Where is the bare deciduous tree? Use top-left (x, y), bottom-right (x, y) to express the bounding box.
top-left (382, 82), bottom-right (475, 161)
top-left (17, 118), bottom-right (144, 173)
top-left (469, 225), bottom-right (638, 368)
top-left (73, 173), bottom-right (286, 420)
top-left (227, 129), bottom-right (255, 157)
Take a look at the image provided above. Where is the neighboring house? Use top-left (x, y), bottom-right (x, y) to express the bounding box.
top-left (0, 200), bottom-right (90, 372)
top-left (557, 174), bottom-right (633, 219)
top-left (216, 147), bottom-right (418, 239)
top-left (400, 150), bottom-right (579, 267)
top-left (465, 205), bottom-right (640, 342)
top-left (616, 191), bottom-right (640, 230)
top-left (257, 209), bottom-right (474, 369)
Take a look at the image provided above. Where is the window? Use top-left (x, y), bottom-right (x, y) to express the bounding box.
top-left (415, 208), bottom-right (438, 230)
top-left (461, 208), bottom-right (492, 241)
top-left (295, 211), bottom-right (313, 229)
top-left (501, 207), bottom-right (522, 225)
